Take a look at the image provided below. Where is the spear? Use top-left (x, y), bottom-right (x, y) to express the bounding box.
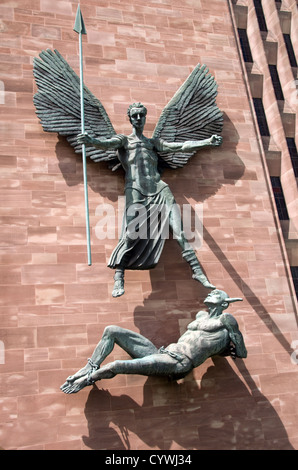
top-left (73, 5), bottom-right (92, 266)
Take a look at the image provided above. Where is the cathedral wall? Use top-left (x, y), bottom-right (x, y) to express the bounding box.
top-left (0, 0), bottom-right (297, 450)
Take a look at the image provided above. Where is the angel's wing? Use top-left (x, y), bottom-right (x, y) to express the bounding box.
top-left (152, 64), bottom-right (223, 169)
top-left (33, 49), bottom-right (119, 166)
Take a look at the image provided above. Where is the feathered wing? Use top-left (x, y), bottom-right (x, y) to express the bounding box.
top-left (152, 64), bottom-right (223, 169)
top-left (33, 49), bottom-right (119, 167)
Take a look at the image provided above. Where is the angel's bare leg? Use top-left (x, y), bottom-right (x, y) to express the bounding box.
top-left (61, 325), bottom-right (158, 390)
top-left (169, 201), bottom-right (215, 289)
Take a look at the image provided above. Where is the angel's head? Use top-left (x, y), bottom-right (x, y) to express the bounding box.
top-left (127, 103), bottom-right (147, 131)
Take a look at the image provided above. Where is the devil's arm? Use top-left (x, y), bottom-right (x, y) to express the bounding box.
top-left (220, 313), bottom-right (247, 358)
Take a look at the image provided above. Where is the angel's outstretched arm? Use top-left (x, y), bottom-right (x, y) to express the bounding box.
top-left (77, 133), bottom-right (124, 150)
top-left (157, 134), bottom-right (222, 154)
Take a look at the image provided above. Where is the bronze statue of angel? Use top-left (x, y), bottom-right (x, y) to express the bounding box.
top-left (33, 49), bottom-right (223, 298)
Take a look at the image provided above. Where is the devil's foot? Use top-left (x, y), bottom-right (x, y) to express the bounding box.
top-left (60, 374), bottom-right (93, 394)
top-left (65, 363), bottom-right (92, 384)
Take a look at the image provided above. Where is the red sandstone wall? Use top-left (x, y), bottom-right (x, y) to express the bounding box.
top-left (0, 0), bottom-right (298, 450)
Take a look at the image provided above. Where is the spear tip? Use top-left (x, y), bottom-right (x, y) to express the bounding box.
top-left (74, 4), bottom-right (87, 35)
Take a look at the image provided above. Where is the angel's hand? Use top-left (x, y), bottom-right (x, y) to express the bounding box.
top-left (77, 133), bottom-right (94, 146)
top-left (209, 135), bottom-right (223, 147)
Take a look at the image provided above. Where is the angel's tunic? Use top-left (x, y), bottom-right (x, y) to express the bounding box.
top-left (108, 134), bottom-right (178, 270)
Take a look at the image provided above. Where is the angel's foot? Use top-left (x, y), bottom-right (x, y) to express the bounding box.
top-left (192, 269), bottom-right (216, 289)
top-left (112, 270), bottom-right (125, 298)
top-left (182, 249), bottom-right (215, 289)
top-left (112, 279), bottom-right (125, 297)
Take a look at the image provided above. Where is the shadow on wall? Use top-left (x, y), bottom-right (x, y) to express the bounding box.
top-left (82, 357), bottom-right (294, 450)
